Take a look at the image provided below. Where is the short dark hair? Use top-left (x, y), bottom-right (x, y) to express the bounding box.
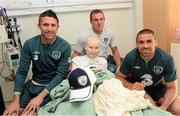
top-left (136, 29), bottom-right (156, 42)
top-left (90, 9), bottom-right (104, 21)
top-left (38, 9), bottom-right (59, 24)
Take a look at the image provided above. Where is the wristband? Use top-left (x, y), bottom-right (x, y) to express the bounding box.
top-left (14, 92), bottom-right (21, 95)
top-left (44, 89), bottom-right (49, 94)
top-left (116, 65), bottom-right (120, 73)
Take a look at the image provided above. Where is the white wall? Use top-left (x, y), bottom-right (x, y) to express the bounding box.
top-left (16, 8), bottom-right (137, 57)
top-left (171, 43), bottom-right (180, 96)
top-left (0, 0), bottom-right (143, 101)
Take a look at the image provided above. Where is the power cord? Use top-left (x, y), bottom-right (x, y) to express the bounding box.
top-left (0, 44), bottom-right (15, 82)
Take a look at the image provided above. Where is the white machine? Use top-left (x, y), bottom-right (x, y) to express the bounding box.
top-left (0, 6), bottom-right (21, 102)
top-left (0, 25), bottom-right (8, 44)
top-left (1, 23), bottom-right (20, 71)
top-left (5, 47), bottom-right (20, 70)
top-left (0, 7), bottom-right (21, 81)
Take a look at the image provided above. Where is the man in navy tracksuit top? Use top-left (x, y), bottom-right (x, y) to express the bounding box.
top-left (3, 9), bottom-right (71, 115)
top-left (117, 29), bottom-right (180, 115)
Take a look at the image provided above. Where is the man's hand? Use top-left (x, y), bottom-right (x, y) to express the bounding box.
top-left (144, 93), bottom-right (157, 106)
top-left (22, 90), bottom-right (48, 115)
top-left (159, 105), bottom-right (167, 111)
top-left (22, 95), bottom-right (43, 115)
top-left (129, 82), bottom-right (145, 91)
top-left (3, 101), bottom-right (20, 115)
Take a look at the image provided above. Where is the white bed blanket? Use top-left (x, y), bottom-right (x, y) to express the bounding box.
top-left (93, 78), bottom-right (151, 116)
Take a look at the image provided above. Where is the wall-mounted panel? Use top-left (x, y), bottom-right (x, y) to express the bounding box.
top-left (0, 0), bottom-right (132, 16)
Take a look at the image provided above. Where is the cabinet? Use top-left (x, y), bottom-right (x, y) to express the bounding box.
top-left (143, 0), bottom-right (180, 52)
top-left (171, 42), bottom-right (180, 95)
top-left (0, 87), bottom-right (5, 115)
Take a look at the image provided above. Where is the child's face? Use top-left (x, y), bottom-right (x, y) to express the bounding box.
top-left (85, 39), bottom-right (100, 58)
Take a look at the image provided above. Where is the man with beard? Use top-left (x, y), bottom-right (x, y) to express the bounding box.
top-left (117, 29), bottom-right (180, 115)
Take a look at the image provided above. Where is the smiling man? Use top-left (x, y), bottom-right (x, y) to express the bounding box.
top-left (3, 9), bottom-right (71, 115)
top-left (117, 29), bottom-right (180, 115)
top-left (72, 9), bottom-right (121, 74)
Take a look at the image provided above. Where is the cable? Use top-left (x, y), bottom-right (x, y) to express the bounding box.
top-left (0, 44), bottom-right (7, 79)
top-left (0, 44), bottom-right (15, 82)
top-left (13, 18), bottom-right (22, 49)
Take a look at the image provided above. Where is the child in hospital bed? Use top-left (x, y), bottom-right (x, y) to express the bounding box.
top-left (71, 36), bottom-right (107, 72)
